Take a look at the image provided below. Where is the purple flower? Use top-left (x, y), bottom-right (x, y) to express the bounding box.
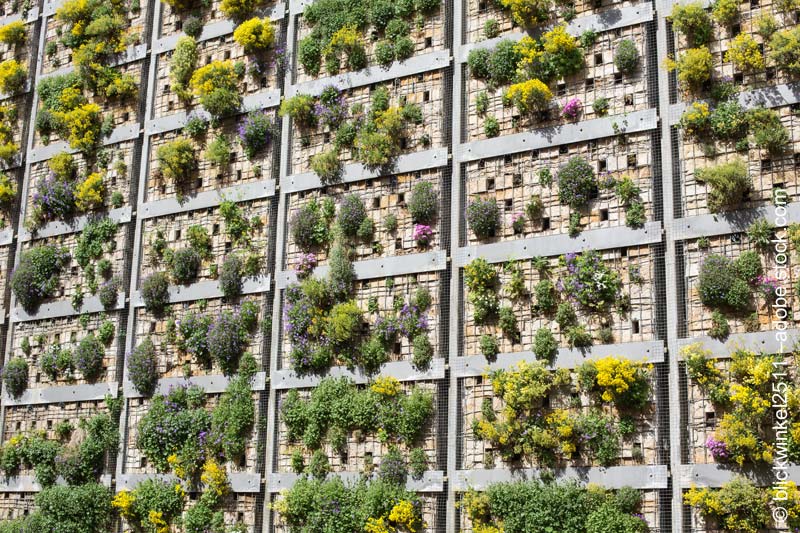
top-left (706, 436), bottom-right (729, 461)
top-left (562, 98), bottom-right (582, 120)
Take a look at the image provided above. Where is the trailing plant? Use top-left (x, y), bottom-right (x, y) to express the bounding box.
top-left (665, 47), bottom-right (713, 91)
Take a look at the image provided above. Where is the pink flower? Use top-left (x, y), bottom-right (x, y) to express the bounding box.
top-left (562, 98), bottom-right (582, 120)
top-left (413, 224), bottom-right (433, 246)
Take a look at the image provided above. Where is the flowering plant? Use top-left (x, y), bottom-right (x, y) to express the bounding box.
top-left (237, 110), bottom-right (274, 159)
top-left (559, 251), bottom-right (622, 311)
top-left (295, 253), bottom-right (316, 277)
top-left (561, 98), bottom-right (581, 120)
top-left (755, 275), bottom-right (779, 302)
top-left (706, 436), bottom-right (730, 461)
top-left (413, 224), bottom-right (433, 245)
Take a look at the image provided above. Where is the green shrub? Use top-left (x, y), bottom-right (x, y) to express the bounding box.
top-left (141, 271), bottom-right (171, 314)
top-left (670, 47), bottom-right (713, 90)
top-left (480, 334), bottom-right (499, 360)
top-left (532, 328), bottom-right (558, 362)
top-left (156, 138), bottom-right (196, 184)
top-left (712, 0), bottom-right (739, 25)
top-left (205, 134), bottom-right (231, 167)
top-left (337, 194), bottom-right (367, 237)
top-left (770, 27), bottom-right (800, 77)
top-left (74, 334), bottom-right (104, 382)
top-left (34, 483), bottom-right (113, 533)
top-left (748, 108), bottom-right (789, 155)
top-left (170, 36), bottom-right (198, 94)
top-left (2, 357), bottom-right (28, 398)
top-left (710, 100), bottom-right (747, 141)
top-left (484, 115), bottom-right (500, 137)
top-left (694, 158), bottom-right (750, 213)
top-left (170, 247), bottom-right (201, 284)
top-left (219, 255), bottom-right (244, 299)
top-left (128, 337), bottom-right (158, 395)
top-left (280, 94), bottom-right (317, 128)
top-left (487, 40), bottom-right (521, 85)
top-left (557, 156), bottom-right (597, 209)
top-left (412, 333), bottom-right (434, 370)
top-left (12, 245), bottom-right (69, 312)
top-left (310, 149), bottom-right (342, 183)
top-left (613, 39), bottom-right (639, 74)
top-left (747, 219), bottom-right (775, 250)
top-left (409, 447), bottom-right (428, 480)
top-left (466, 198), bottom-right (500, 239)
top-left (670, 2), bottom-right (712, 46)
top-left (407, 181), bottom-right (438, 224)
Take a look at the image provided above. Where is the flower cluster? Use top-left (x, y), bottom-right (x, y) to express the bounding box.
top-left (559, 251), bottom-right (622, 311)
top-left (295, 253), bottom-right (317, 277)
top-left (561, 98), bottom-right (582, 120)
top-left (413, 224), bottom-right (432, 246)
top-left (237, 110), bottom-right (274, 159)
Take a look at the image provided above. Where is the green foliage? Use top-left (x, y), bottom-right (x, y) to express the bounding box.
top-left (466, 197), bottom-right (500, 239)
top-left (310, 149), bottom-right (342, 184)
top-left (205, 134), bottom-right (231, 167)
top-left (670, 2), bottom-right (712, 46)
top-left (557, 157), bottom-right (597, 209)
top-left (532, 327), bottom-right (558, 362)
top-left (770, 26), bottom-right (800, 77)
top-left (480, 334), bottom-right (499, 360)
top-left (484, 115), bottom-right (500, 137)
top-left (157, 138), bottom-right (197, 184)
top-left (2, 357), bottom-right (28, 398)
top-left (141, 271), bottom-right (171, 314)
top-left (170, 36), bottom-right (198, 95)
top-left (33, 483), bottom-right (113, 533)
top-left (748, 108), bottom-right (789, 155)
top-left (407, 181), bottom-right (438, 224)
top-left (170, 247), bottom-right (201, 284)
top-left (697, 252), bottom-right (761, 311)
top-left (11, 245), bottom-right (69, 312)
top-left (712, 0), bottom-right (739, 25)
top-left (412, 332), bottom-right (434, 370)
top-left (614, 39), bottom-right (639, 74)
top-left (669, 47), bottom-right (713, 91)
top-left (290, 198), bottom-right (335, 250)
top-left (275, 477), bottom-right (422, 532)
top-left (694, 158), bottom-right (750, 213)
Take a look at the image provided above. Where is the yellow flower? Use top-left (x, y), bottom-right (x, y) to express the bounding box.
top-left (201, 458), bottom-right (229, 497)
top-left (503, 79), bottom-right (552, 115)
top-left (75, 172), bottom-right (105, 211)
top-left (111, 490), bottom-right (135, 518)
top-left (364, 516), bottom-right (393, 533)
top-left (371, 376), bottom-right (401, 397)
top-left (147, 510), bottom-right (169, 533)
top-left (233, 17), bottom-right (276, 54)
top-left (388, 499), bottom-right (423, 532)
